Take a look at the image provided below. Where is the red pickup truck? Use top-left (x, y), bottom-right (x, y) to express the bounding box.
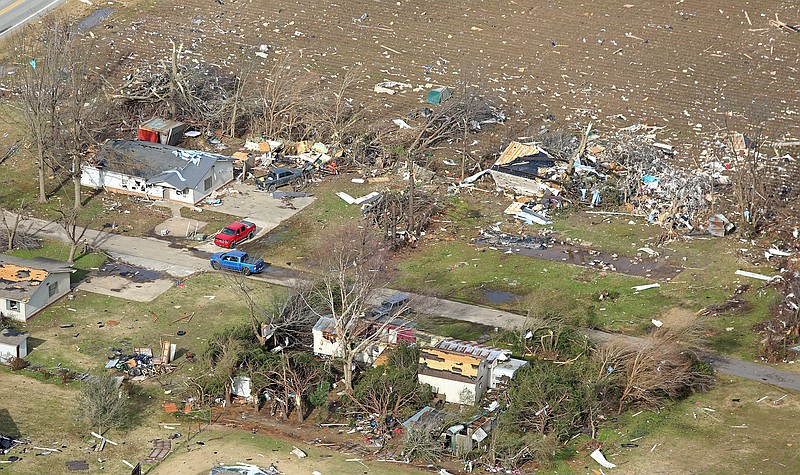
top-left (213, 220), bottom-right (257, 248)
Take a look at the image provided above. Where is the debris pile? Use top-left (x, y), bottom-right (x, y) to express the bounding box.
top-left (755, 270), bottom-right (800, 363)
top-left (362, 189), bottom-right (440, 248)
top-left (107, 348), bottom-right (176, 379)
top-left (473, 229), bottom-right (551, 250)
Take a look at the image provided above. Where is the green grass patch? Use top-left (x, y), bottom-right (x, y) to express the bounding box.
top-left (19, 272), bottom-right (277, 373)
top-left (5, 240), bottom-right (107, 283)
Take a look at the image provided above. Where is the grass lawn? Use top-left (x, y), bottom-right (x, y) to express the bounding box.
top-left (17, 272), bottom-right (277, 373)
top-left (5, 240), bottom-right (107, 284)
top-left (150, 427), bottom-right (430, 475)
top-left (241, 174), bottom-right (389, 271)
top-left (587, 377), bottom-right (800, 474)
top-left (0, 369), bottom-right (165, 475)
top-left (390, 195), bottom-right (780, 360)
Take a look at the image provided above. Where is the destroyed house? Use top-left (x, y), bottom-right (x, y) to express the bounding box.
top-left (418, 347), bottom-right (489, 404)
top-left (436, 338), bottom-right (529, 389)
top-left (419, 339), bottom-right (528, 403)
top-left (0, 255), bottom-right (72, 322)
top-left (312, 316), bottom-right (341, 358)
top-left (81, 140), bottom-right (234, 205)
top-left (369, 314), bottom-right (417, 344)
top-left (490, 141), bottom-right (563, 196)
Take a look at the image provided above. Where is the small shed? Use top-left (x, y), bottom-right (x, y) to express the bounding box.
top-left (0, 329), bottom-right (28, 363)
top-left (138, 118), bottom-right (187, 146)
top-left (425, 86), bottom-right (452, 105)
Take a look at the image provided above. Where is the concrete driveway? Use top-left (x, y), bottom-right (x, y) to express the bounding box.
top-left (194, 182), bottom-right (315, 253)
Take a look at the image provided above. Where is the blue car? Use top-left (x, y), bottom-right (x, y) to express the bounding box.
top-left (210, 250), bottom-right (265, 275)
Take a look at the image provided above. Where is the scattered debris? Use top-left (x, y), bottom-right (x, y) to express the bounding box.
top-left (589, 448), bottom-right (616, 469)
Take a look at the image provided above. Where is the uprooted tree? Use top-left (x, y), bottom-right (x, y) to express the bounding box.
top-left (253, 351), bottom-right (324, 422)
top-left (225, 275), bottom-right (317, 348)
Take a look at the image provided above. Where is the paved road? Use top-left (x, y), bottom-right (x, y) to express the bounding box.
top-left (7, 211), bottom-right (800, 392)
top-left (0, 0), bottom-right (65, 39)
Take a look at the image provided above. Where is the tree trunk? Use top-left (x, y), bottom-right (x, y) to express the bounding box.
top-left (294, 393), bottom-right (304, 423)
top-left (68, 241), bottom-right (78, 263)
top-left (73, 155), bottom-right (82, 211)
top-left (342, 358), bottom-right (354, 393)
top-left (37, 141), bottom-right (46, 204)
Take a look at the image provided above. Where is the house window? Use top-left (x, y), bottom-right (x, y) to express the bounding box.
top-left (204, 176), bottom-right (213, 191)
top-left (49, 281), bottom-right (59, 298)
top-left (6, 300), bottom-right (19, 312)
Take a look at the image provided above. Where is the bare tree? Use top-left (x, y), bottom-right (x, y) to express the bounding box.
top-left (0, 200), bottom-right (27, 251)
top-left (54, 201), bottom-right (90, 262)
top-left (305, 223), bottom-right (393, 392)
top-left (13, 17), bottom-right (76, 203)
top-left (258, 54), bottom-right (314, 140)
top-left (254, 352), bottom-right (322, 422)
top-left (78, 374), bottom-right (130, 435)
top-left (225, 275), bottom-right (316, 348)
top-left (309, 66), bottom-right (365, 147)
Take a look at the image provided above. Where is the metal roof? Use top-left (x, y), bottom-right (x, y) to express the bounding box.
top-left (139, 117), bottom-right (186, 133)
top-left (435, 338), bottom-right (511, 363)
top-left (313, 316), bottom-right (338, 334)
top-left (88, 140), bottom-right (229, 190)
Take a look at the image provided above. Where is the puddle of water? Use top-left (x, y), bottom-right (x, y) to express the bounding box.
top-left (482, 290), bottom-right (520, 304)
top-left (97, 261), bottom-right (163, 283)
top-left (76, 8), bottom-right (114, 32)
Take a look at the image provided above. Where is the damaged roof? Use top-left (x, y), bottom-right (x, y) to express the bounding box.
top-left (0, 255), bottom-right (72, 302)
top-left (87, 140), bottom-right (229, 190)
top-left (492, 141), bottom-right (558, 177)
top-left (420, 347), bottom-right (483, 379)
top-left (313, 316), bottom-right (338, 334)
top-left (435, 338), bottom-right (511, 363)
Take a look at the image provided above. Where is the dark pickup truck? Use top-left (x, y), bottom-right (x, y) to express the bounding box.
top-left (213, 220), bottom-right (257, 248)
top-left (209, 250), bottom-right (265, 275)
top-left (255, 167), bottom-right (305, 192)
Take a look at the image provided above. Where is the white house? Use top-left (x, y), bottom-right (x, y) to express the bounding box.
top-left (0, 328), bottom-right (28, 363)
top-left (81, 140), bottom-right (234, 205)
top-left (435, 339), bottom-right (529, 389)
top-left (418, 339), bottom-right (529, 404)
top-left (0, 256), bottom-right (72, 322)
top-left (418, 347), bottom-right (489, 404)
top-left (312, 316), bottom-right (341, 358)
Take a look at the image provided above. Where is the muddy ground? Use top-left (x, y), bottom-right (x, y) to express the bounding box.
top-left (63, 0), bottom-right (799, 144)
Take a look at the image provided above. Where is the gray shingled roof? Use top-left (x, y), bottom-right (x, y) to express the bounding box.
top-left (90, 140), bottom-right (230, 190)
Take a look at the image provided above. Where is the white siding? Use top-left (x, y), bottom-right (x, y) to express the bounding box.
top-left (81, 161), bottom-right (233, 205)
top-left (0, 272), bottom-right (70, 322)
top-left (81, 166), bottom-right (166, 200)
top-left (313, 329), bottom-right (340, 357)
top-left (0, 297), bottom-right (25, 322)
top-left (0, 339), bottom-right (27, 362)
top-left (419, 374), bottom-right (482, 404)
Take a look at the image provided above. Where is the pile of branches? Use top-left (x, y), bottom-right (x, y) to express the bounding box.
top-left (755, 271), bottom-right (800, 362)
top-left (403, 85), bottom-right (505, 157)
top-left (114, 57), bottom-right (236, 126)
top-left (362, 189), bottom-right (439, 248)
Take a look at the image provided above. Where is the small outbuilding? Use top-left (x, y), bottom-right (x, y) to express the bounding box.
top-left (0, 329), bottom-right (28, 363)
top-left (138, 118), bottom-right (187, 146)
top-left (0, 255), bottom-right (72, 322)
top-left (425, 86), bottom-right (452, 105)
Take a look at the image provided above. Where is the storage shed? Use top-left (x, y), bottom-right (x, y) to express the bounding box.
top-left (138, 118), bottom-right (187, 146)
